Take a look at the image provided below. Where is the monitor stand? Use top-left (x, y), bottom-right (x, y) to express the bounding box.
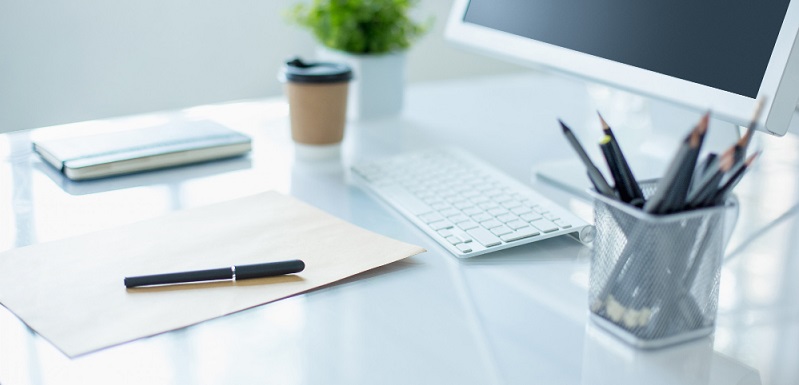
top-left (535, 84), bottom-right (742, 200)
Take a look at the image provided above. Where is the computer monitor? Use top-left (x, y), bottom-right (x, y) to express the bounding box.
top-left (446, 0), bottom-right (799, 137)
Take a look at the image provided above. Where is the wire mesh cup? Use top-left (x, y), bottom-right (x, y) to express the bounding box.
top-left (588, 181), bottom-right (738, 349)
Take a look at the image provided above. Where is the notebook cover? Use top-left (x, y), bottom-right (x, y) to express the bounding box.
top-left (33, 120), bottom-right (251, 177)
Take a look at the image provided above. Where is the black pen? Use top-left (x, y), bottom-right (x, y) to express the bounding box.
top-left (124, 260), bottom-right (306, 288)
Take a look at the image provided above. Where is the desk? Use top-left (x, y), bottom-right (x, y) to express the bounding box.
top-left (2, 72), bottom-right (799, 385)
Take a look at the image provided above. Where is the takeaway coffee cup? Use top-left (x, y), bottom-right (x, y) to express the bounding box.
top-left (280, 58), bottom-right (353, 145)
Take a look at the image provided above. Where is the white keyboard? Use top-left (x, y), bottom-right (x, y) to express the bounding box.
top-left (352, 148), bottom-right (594, 258)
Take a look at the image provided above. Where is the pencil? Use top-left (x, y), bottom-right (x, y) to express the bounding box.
top-left (644, 113), bottom-right (709, 213)
top-left (728, 99), bottom-right (764, 167)
top-left (690, 152), bottom-right (717, 194)
top-left (662, 118), bottom-right (706, 212)
top-left (599, 135), bottom-right (630, 202)
top-left (558, 119), bottom-right (615, 198)
top-left (686, 151), bottom-right (734, 208)
top-left (598, 113), bottom-right (645, 205)
top-left (710, 151), bottom-right (760, 205)
top-left (687, 123), bottom-right (745, 208)
top-left (740, 99), bottom-right (765, 156)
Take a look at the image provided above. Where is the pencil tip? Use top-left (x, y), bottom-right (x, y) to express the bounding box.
top-left (597, 112), bottom-right (610, 130)
top-left (697, 112), bottom-right (710, 135)
top-left (558, 119), bottom-right (570, 132)
top-left (752, 98), bottom-right (765, 121)
top-left (738, 128), bottom-right (753, 147)
top-left (746, 151), bottom-right (761, 165)
top-left (720, 151), bottom-right (735, 171)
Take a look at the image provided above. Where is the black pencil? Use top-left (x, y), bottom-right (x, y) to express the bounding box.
top-left (644, 113), bottom-right (709, 213)
top-left (690, 152), bottom-right (717, 194)
top-left (686, 151), bottom-right (734, 208)
top-left (662, 114), bottom-right (709, 212)
top-left (598, 113), bottom-right (645, 205)
top-left (740, 99), bottom-right (765, 157)
top-left (599, 135), bottom-right (630, 202)
top-left (710, 151), bottom-right (760, 205)
top-left (558, 119), bottom-right (615, 198)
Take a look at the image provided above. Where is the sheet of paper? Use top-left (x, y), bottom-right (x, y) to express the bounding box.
top-left (0, 192), bottom-right (425, 357)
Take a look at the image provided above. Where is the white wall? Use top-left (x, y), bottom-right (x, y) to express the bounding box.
top-left (0, 0), bottom-right (524, 133)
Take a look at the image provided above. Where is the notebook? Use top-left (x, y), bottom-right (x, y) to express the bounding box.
top-left (33, 120), bottom-right (252, 180)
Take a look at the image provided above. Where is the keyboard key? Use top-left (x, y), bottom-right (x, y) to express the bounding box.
top-left (446, 195), bottom-right (466, 204)
top-left (485, 189), bottom-right (503, 197)
top-left (457, 221), bottom-right (479, 231)
top-left (554, 219), bottom-right (572, 229)
top-left (462, 190), bottom-right (481, 198)
top-left (500, 226), bottom-right (541, 242)
top-left (456, 243), bottom-right (473, 253)
top-left (437, 229), bottom-right (454, 237)
top-left (510, 206), bottom-right (532, 215)
top-left (469, 195), bottom-right (490, 204)
top-left (543, 212), bottom-right (559, 221)
top-left (520, 212), bottom-right (542, 222)
top-left (448, 214), bottom-right (470, 224)
top-left (471, 213), bottom-right (492, 222)
top-left (480, 219), bottom-right (503, 229)
top-left (431, 202), bottom-right (450, 211)
top-left (429, 220), bottom-right (454, 231)
top-left (506, 220), bottom-right (529, 230)
top-left (446, 236), bottom-right (462, 245)
top-left (490, 225), bottom-right (513, 236)
top-left (439, 207), bottom-right (460, 217)
top-left (487, 207), bottom-right (509, 216)
top-left (419, 212), bottom-right (445, 224)
top-left (501, 200), bottom-right (522, 209)
top-left (496, 213), bottom-right (517, 223)
top-left (531, 219), bottom-right (559, 233)
top-left (462, 207), bottom-right (483, 216)
top-left (422, 196), bottom-right (443, 206)
top-left (382, 185), bottom-right (433, 215)
top-left (466, 227), bottom-right (502, 247)
top-left (532, 205), bottom-right (549, 214)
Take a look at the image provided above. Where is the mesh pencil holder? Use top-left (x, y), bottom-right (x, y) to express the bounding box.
top-left (588, 181), bottom-right (738, 349)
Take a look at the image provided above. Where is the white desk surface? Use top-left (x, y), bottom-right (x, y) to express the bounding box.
top-left (2, 72), bottom-right (799, 385)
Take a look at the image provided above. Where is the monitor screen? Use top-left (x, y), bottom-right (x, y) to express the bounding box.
top-left (463, 0), bottom-right (790, 99)
top-left (448, 0), bottom-right (799, 135)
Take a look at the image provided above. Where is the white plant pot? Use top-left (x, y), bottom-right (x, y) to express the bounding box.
top-left (317, 47), bottom-right (406, 120)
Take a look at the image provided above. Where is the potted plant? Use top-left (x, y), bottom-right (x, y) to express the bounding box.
top-left (287, 0), bottom-right (430, 119)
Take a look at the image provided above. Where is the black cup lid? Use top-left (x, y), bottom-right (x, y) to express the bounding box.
top-left (281, 57), bottom-right (353, 84)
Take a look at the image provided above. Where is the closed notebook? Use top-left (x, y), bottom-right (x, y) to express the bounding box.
top-left (33, 120), bottom-right (252, 180)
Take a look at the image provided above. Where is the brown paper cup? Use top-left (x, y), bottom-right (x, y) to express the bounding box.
top-left (286, 81), bottom-right (349, 145)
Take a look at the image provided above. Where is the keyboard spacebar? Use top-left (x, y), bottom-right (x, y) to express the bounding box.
top-left (466, 227), bottom-right (501, 247)
top-left (380, 185), bottom-right (433, 215)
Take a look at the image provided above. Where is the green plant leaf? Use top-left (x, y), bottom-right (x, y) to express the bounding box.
top-left (286, 0), bottom-right (432, 55)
